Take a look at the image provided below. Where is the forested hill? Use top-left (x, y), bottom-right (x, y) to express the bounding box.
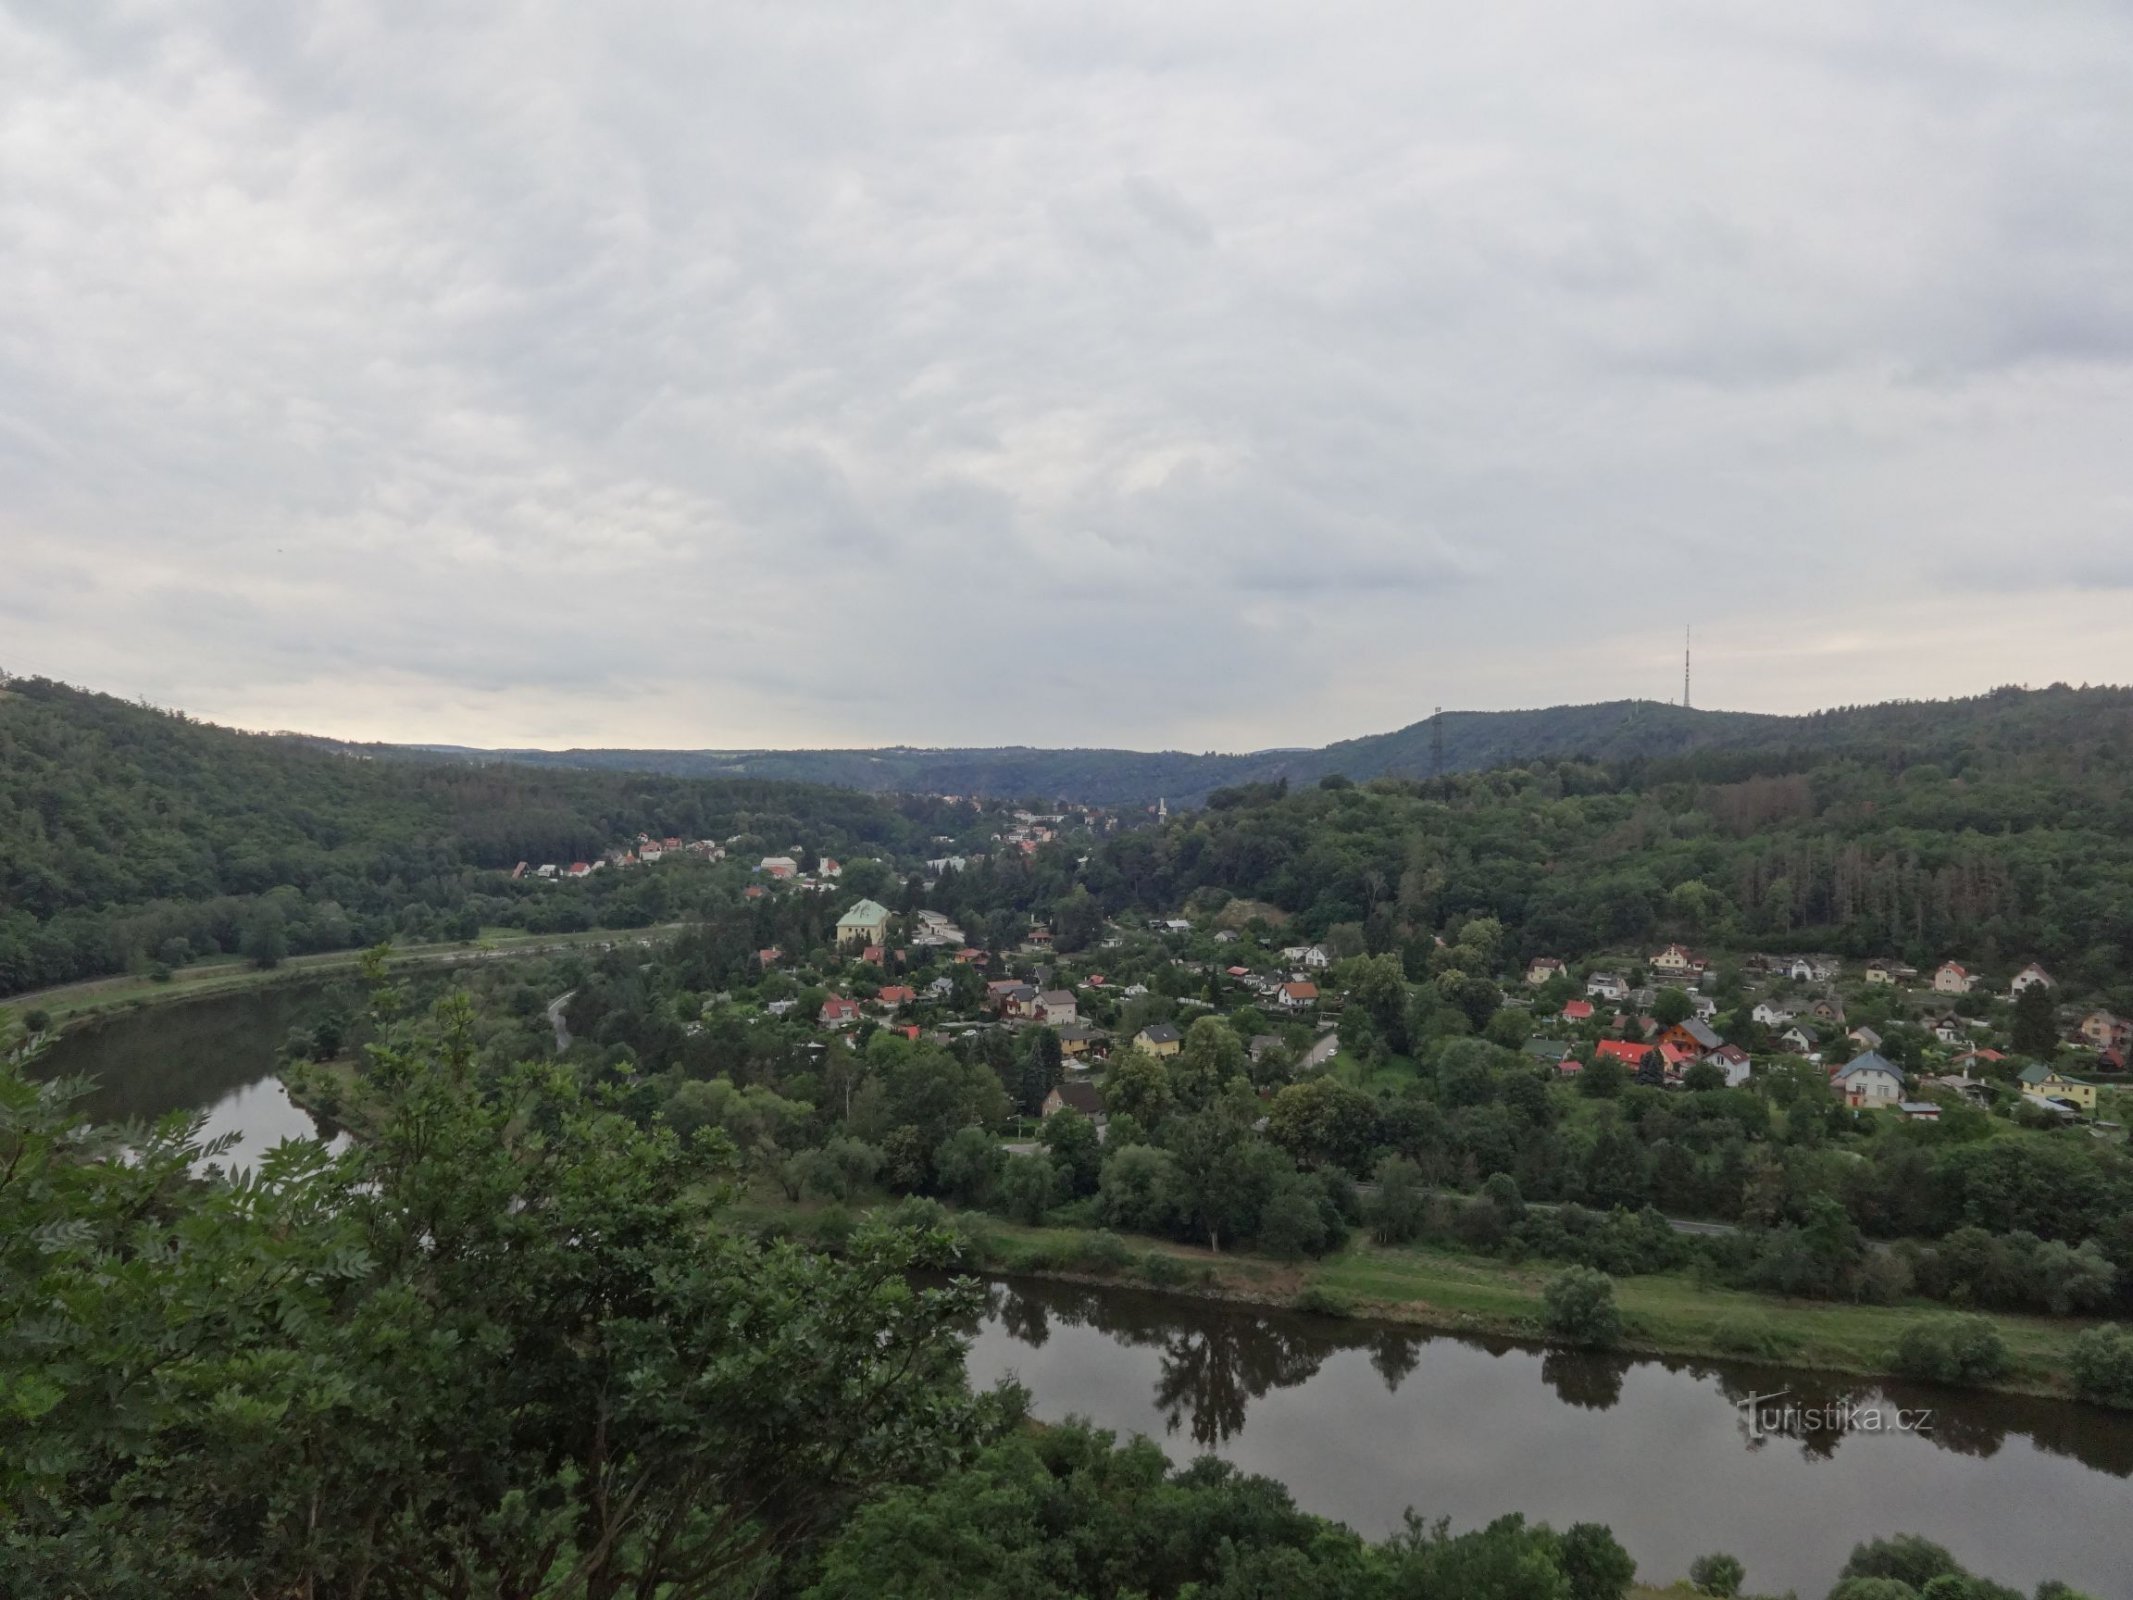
top-left (0, 678), bottom-right (964, 995)
top-left (1049, 697), bottom-right (2133, 997)
top-left (362, 685), bottom-right (2133, 806)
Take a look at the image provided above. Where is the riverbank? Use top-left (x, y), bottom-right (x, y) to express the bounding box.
top-left (734, 1194), bottom-right (2109, 1406)
top-left (7, 924), bottom-right (686, 1031)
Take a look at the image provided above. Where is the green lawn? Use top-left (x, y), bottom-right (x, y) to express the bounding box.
top-left (1306, 1239), bottom-right (2093, 1389)
top-left (722, 1188), bottom-right (2100, 1400)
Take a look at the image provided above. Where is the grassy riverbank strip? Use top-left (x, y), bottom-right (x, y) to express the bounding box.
top-left (9, 924), bottom-right (687, 1030)
top-left (730, 1194), bottom-right (2103, 1403)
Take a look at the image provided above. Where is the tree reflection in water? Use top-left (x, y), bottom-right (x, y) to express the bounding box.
top-left (974, 1278), bottom-right (2133, 1479)
top-left (1539, 1348), bottom-right (1629, 1410)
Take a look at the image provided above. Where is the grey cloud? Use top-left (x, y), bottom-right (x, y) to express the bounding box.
top-left (4, 0), bottom-right (2132, 749)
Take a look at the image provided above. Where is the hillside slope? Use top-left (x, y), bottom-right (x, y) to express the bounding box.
top-left (0, 679), bottom-right (965, 995)
top-left (355, 686), bottom-right (2133, 806)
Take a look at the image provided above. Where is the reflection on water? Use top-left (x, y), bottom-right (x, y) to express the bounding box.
top-left (966, 1277), bottom-right (2133, 1599)
top-left (37, 984), bottom-right (350, 1170)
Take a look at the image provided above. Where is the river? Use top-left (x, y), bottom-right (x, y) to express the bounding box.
top-left (37, 988), bottom-right (2133, 1597)
top-left (39, 982), bottom-right (351, 1168)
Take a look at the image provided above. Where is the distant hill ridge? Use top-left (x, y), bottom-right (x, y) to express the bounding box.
top-left (317, 684), bottom-right (2133, 807)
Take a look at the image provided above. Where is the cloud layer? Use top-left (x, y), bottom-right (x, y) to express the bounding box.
top-left (5, 1), bottom-right (2130, 749)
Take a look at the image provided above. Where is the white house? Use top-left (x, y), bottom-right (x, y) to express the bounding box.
top-left (1707, 1043), bottom-right (1753, 1087)
top-left (2009, 962), bottom-right (2054, 997)
top-left (1275, 981), bottom-right (1320, 1011)
top-left (1751, 1001), bottom-right (1795, 1028)
top-left (1586, 972), bottom-right (1629, 1001)
top-left (1650, 944), bottom-right (1704, 976)
top-left (1832, 1051), bottom-right (1906, 1108)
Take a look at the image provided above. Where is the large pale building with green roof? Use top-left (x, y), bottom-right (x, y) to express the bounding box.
top-left (836, 898), bottom-right (893, 949)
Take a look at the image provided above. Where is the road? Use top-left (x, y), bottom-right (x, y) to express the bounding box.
top-left (547, 991), bottom-right (577, 1054)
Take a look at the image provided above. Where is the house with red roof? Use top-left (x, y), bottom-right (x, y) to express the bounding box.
top-left (818, 995), bottom-right (861, 1026)
top-left (1562, 999), bottom-right (1595, 1022)
top-left (875, 985), bottom-right (918, 1010)
top-left (1593, 1039), bottom-right (1654, 1069)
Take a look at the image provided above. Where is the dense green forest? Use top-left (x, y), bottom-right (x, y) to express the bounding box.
top-left (916, 714), bottom-right (2133, 999)
top-left (356, 683), bottom-right (2133, 806)
top-left (1, 1003), bottom-right (2102, 1599)
top-left (0, 679), bottom-right (980, 996)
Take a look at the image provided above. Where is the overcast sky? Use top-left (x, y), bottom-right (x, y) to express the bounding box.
top-left (4, 2), bottom-right (2130, 752)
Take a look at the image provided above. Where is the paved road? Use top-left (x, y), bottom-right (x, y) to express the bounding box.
top-left (1300, 1028), bottom-right (1340, 1070)
top-left (547, 990), bottom-right (577, 1054)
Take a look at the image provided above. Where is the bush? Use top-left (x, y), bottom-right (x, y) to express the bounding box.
top-left (2068, 1324), bottom-right (2133, 1408)
top-left (1293, 1284), bottom-right (1355, 1318)
top-left (1892, 1316), bottom-right (2011, 1387)
top-left (1071, 1230), bottom-right (1133, 1272)
top-left (1835, 1534), bottom-right (1963, 1590)
top-left (1541, 1266), bottom-right (1622, 1349)
top-left (23, 1008), bottom-right (52, 1033)
top-left (1141, 1252), bottom-right (1194, 1288)
top-left (1709, 1313), bottom-right (1797, 1361)
top-left (1688, 1551), bottom-right (1745, 1596)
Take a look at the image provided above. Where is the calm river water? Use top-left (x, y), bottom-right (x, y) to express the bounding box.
top-left (40, 988), bottom-right (2133, 1598)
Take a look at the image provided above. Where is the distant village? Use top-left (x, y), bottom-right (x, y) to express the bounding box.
top-left (541, 807), bottom-right (2126, 1134)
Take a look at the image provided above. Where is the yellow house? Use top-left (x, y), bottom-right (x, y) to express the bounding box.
top-left (2018, 1066), bottom-right (2096, 1112)
top-left (1134, 1023), bottom-right (1181, 1057)
top-left (835, 899), bottom-right (892, 950)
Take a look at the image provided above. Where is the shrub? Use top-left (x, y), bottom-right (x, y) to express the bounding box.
top-left (1835, 1534), bottom-right (1963, 1590)
top-left (1892, 1316), bottom-right (2011, 1387)
top-left (23, 1008), bottom-right (53, 1033)
top-left (1293, 1284), bottom-right (1355, 1318)
top-left (880, 1195), bottom-right (950, 1234)
top-left (1894, 1314), bottom-right (2005, 1390)
top-left (2068, 1323), bottom-right (2133, 1408)
top-left (1541, 1266), bottom-right (1622, 1349)
top-left (1071, 1230), bottom-right (1133, 1272)
top-left (1141, 1252), bottom-right (1193, 1288)
top-left (1688, 1551), bottom-right (1745, 1596)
